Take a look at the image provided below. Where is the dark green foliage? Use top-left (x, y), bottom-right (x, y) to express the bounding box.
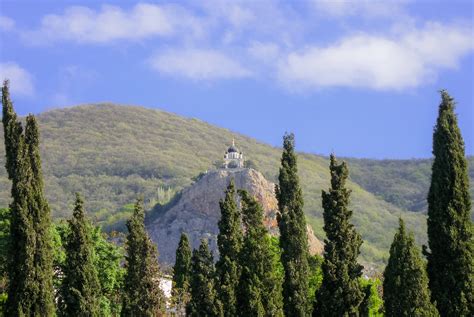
top-left (122, 199), bottom-right (164, 316)
top-left (2, 83), bottom-right (55, 316)
top-left (0, 208), bottom-right (9, 312)
top-left (0, 104), bottom-right (462, 266)
top-left (359, 278), bottom-right (383, 317)
top-left (59, 194), bottom-right (101, 316)
top-left (1, 80), bottom-right (22, 181)
top-left (2, 82), bottom-right (31, 316)
top-left (187, 239), bottom-right (223, 317)
top-left (24, 115), bottom-right (55, 315)
top-left (275, 133), bottom-right (310, 316)
top-left (216, 179), bottom-right (243, 317)
top-left (236, 190), bottom-right (283, 317)
top-left (384, 219), bottom-right (438, 317)
top-left (172, 233), bottom-right (192, 316)
top-left (314, 154), bottom-right (364, 317)
top-left (425, 90), bottom-right (473, 316)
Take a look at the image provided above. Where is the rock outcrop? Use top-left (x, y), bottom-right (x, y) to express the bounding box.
top-left (147, 168), bottom-right (323, 264)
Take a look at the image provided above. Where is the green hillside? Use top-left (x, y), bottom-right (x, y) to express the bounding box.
top-left (0, 104), bottom-right (472, 267)
top-left (347, 157), bottom-right (474, 213)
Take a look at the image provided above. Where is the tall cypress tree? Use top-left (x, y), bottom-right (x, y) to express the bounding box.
top-left (187, 239), bottom-right (223, 317)
top-left (172, 233), bottom-right (192, 316)
top-left (59, 193), bottom-right (101, 316)
top-left (237, 190), bottom-right (283, 317)
top-left (425, 90), bottom-right (473, 316)
top-left (314, 154), bottom-right (364, 317)
top-left (121, 199), bottom-right (164, 316)
top-left (24, 115), bottom-right (55, 315)
top-left (2, 81), bottom-right (55, 316)
top-left (275, 133), bottom-right (309, 316)
top-left (384, 218), bottom-right (439, 317)
top-left (216, 179), bottom-right (243, 317)
top-left (3, 109), bottom-right (33, 316)
top-left (2, 80), bottom-right (22, 179)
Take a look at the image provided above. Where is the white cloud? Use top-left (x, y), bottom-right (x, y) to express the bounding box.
top-left (11, 2), bottom-right (474, 91)
top-left (278, 23), bottom-right (474, 90)
top-left (247, 42), bottom-right (280, 63)
top-left (0, 16), bottom-right (15, 31)
top-left (21, 3), bottom-right (195, 44)
top-left (149, 49), bottom-right (252, 80)
top-left (0, 62), bottom-right (34, 96)
top-left (310, 0), bottom-right (406, 18)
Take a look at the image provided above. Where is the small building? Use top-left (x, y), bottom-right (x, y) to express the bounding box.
top-left (223, 139), bottom-right (244, 168)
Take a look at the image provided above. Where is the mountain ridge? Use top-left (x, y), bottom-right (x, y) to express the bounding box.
top-left (0, 103), bottom-right (472, 267)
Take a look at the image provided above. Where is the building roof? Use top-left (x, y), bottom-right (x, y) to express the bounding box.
top-left (227, 145), bottom-right (239, 153)
top-left (227, 138), bottom-right (240, 153)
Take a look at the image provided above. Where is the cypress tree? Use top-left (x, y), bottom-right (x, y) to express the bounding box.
top-left (3, 113), bottom-right (34, 316)
top-left (384, 218), bottom-right (439, 317)
top-left (59, 193), bottom-right (101, 316)
top-left (237, 190), bottom-right (283, 317)
top-left (2, 80), bottom-right (22, 179)
top-left (187, 239), bottom-right (223, 317)
top-left (121, 199), bottom-right (164, 316)
top-left (425, 90), bottom-right (473, 316)
top-left (275, 133), bottom-right (310, 316)
top-left (314, 154), bottom-right (364, 317)
top-left (2, 80), bottom-right (30, 315)
top-left (24, 115), bottom-right (55, 315)
top-left (172, 233), bottom-right (192, 316)
top-left (216, 179), bottom-right (243, 317)
top-left (2, 82), bottom-right (55, 316)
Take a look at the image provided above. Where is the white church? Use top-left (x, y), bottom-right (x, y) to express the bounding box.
top-left (223, 139), bottom-right (244, 169)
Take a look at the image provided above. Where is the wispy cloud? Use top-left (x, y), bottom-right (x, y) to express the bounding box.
top-left (21, 3), bottom-right (201, 44)
top-left (0, 16), bottom-right (15, 31)
top-left (310, 0), bottom-right (406, 19)
top-left (247, 42), bottom-right (281, 63)
top-left (0, 62), bottom-right (34, 96)
top-left (13, 1), bottom-right (474, 90)
top-left (149, 49), bottom-right (252, 80)
top-left (277, 23), bottom-right (474, 90)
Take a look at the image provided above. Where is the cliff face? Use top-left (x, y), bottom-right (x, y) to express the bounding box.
top-left (147, 168), bottom-right (323, 264)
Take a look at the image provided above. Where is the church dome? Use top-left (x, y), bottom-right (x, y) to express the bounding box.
top-left (227, 139), bottom-right (240, 153)
top-left (227, 145), bottom-right (239, 153)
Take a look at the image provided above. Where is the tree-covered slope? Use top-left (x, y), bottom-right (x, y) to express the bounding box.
top-left (346, 157), bottom-right (474, 213)
top-left (0, 104), bottom-right (471, 267)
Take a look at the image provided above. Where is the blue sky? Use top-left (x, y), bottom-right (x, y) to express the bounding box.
top-left (0, 0), bottom-right (473, 159)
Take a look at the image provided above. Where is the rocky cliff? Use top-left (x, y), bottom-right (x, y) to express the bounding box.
top-left (146, 168), bottom-right (323, 264)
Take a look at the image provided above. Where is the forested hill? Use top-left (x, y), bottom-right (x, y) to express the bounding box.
top-left (0, 103), bottom-right (472, 267)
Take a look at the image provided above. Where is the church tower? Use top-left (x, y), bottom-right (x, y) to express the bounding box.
top-left (223, 139), bottom-right (244, 168)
